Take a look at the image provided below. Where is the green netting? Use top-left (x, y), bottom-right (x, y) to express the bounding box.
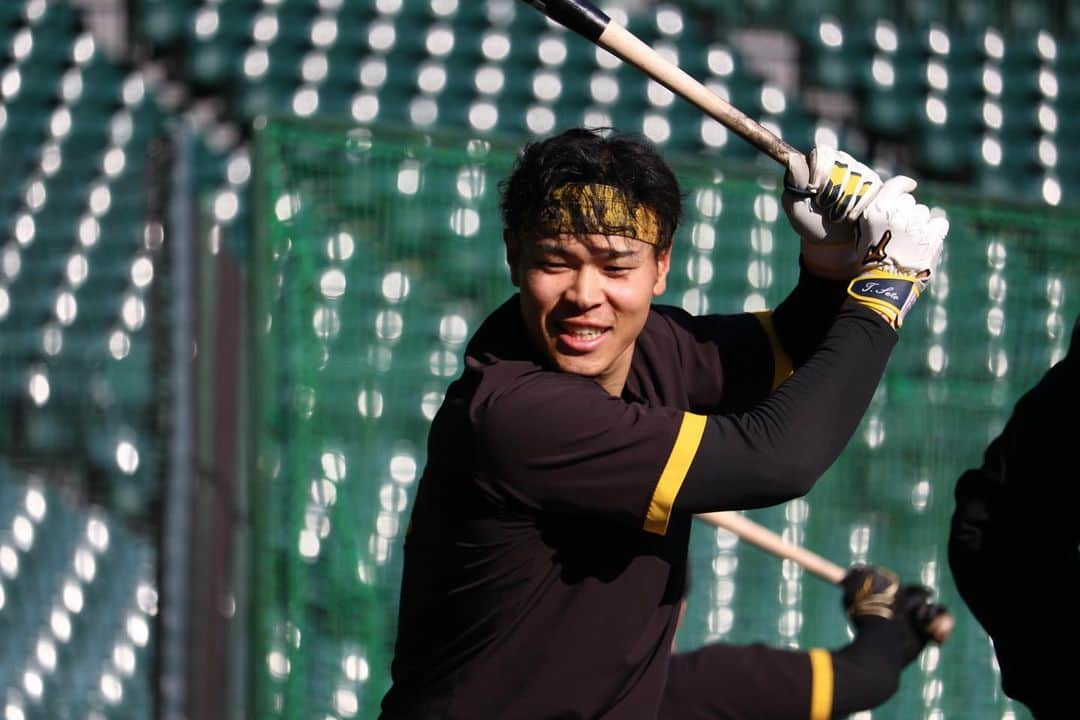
top-left (250, 117), bottom-right (1080, 720)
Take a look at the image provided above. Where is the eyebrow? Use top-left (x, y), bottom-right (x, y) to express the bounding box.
top-left (534, 242), bottom-right (641, 260)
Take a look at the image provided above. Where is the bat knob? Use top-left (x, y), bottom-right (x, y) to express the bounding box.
top-left (927, 610), bottom-right (955, 644)
top-left (784, 151), bottom-right (811, 192)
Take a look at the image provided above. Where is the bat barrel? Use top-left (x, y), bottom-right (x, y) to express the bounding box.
top-left (518, 0), bottom-right (807, 176)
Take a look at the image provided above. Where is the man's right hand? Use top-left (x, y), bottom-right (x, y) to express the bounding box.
top-left (845, 178), bottom-right (949, 329)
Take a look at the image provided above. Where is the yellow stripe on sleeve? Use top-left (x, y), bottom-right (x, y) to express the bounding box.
top-left (643, 412), bottom-right (707, 535)
top-left (808, 648), bottom-right (834, 720)
top-left (752, 311), bottom-right (793, 390)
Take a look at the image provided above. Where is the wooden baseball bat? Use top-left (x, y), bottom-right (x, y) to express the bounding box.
top-left (698, 511), bottom-right (955, 644)
top-left (517, 0), bottom-right (809, 183)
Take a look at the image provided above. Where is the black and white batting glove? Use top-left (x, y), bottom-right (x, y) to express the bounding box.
top-left (846, 177), bottom-right (948, 329)
top-left (782, 146), bottom-right (885, 280)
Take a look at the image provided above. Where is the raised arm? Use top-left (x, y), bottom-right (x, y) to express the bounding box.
top-left (474, 150), bottom-right (947, 532)
top-left (687, 147), bottom-right (947, 409)
top-left (671, 168), bottom-right (948, 516)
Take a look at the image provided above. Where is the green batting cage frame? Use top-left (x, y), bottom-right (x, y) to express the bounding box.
top-left (249, 116), bottom-right (1080, 719)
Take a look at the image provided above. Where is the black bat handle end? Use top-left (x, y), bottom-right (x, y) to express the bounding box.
top-left (519, 0), bottom-right (611, 42)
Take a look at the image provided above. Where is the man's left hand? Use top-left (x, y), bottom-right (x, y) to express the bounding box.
top-left (782, 146), bottom-right (894, 280)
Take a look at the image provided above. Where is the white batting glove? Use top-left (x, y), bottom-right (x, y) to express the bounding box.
top-left (846, 176), bottom-right (949, 330)
top-left (782, 146), bottom-right (885, 280)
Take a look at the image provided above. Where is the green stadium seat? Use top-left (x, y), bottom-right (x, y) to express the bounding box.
top-left (623, 14), bottom-right (663, 47)
top-left (441, 0), bottom-right (487, 31)
top-left (335, 0), bottom-right (378, 28)
top-left (801, 17), bottom-right (870, 92)
top-left (439, 31), bottom-right (486, 74)
top-left (544, 97), bottom-right (596, 132)
top-left (0, 26), bottom-right (18, 57)
top-left (498, 31), bottom-right (543, 76)
top-left (763, 109), bottom-right (819, 159)
top-left (1, 63), bottom-right (59, 109)
top-left (557, 32), bottom-right (601, 74)
top-left (71, 59), bottom-right (125, 109)
top-left (657, 102), bottom-right (702, 154)
top-left (998, 67), bottom-right (1044, 109)
top-left (863, 82), bottom-right (916, 137)
top-left (917, 123), bottom-right (979, 179)
top-left (137, 0), bottom-right (198, 48)
top-left (506, 2), bottom-right (551, 38)
top-left (19, 47), bottom-right (72, 81)
top-left (236, 77), bottom-right (293, 122)
top-left (0, 0), bottom-right (23, 29)
top-left (22, 399), bottom-right (83, 451)
top-left (188, 34), bottom-right (249, 90)
top-left (1006, 3), bottom-right (1052, 35)
top-left (323, 41), bottom-right (363, 83)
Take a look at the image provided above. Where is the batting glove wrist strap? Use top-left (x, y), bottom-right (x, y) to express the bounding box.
top-left (847, 270), bottom-right (922, 329)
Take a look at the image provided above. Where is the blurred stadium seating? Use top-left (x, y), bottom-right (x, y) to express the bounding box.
top-left (119, 0), bottom-right (1080, 204)
top-left (0, 458), bottom-right (155, 719)
top-left (1, 0), bottom-right (1078, 718)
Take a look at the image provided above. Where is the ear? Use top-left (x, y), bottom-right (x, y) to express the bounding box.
top-left (652, 247), bottom-right (671, 297)
top-left (504, 229), bottom-right (521, 287)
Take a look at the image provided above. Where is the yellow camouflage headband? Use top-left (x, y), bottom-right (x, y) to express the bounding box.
top-left (537, 183), bottom-right (661, 245)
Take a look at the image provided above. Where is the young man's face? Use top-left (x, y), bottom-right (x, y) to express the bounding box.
top-left (508, 232), bottom-right (671, 396)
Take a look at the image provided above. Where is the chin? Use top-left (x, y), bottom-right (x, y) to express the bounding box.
top-left (553, 354), bottom-right (606, 378)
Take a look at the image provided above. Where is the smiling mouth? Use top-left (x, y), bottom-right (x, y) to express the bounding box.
top-left (554, 324), bottom-right (609, 354)
top-left (565, 327), bottom-right (605, 340)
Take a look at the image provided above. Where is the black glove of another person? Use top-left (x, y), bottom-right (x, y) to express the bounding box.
top-left (841, 564), bottom-right (942, 665)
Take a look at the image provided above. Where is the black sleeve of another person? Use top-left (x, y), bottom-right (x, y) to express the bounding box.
top-left (948, 313), bottom-right (1080, 719)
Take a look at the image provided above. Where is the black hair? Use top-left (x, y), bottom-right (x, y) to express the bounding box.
top-left (498, 127), bottom-right (683, 253)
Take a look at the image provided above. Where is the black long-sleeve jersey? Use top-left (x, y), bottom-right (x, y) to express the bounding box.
top-left (381, 272), bottom-right (897, 719)
top-left (949, 313), bottom-right (1080, 719)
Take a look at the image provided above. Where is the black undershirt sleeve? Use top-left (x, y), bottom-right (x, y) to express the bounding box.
top-left (659, 623), bottom-right (909, 719)
top-left (673, 303), bottom-right (897, 513)
top-left (829, 617), bottom-right (908, 716)
top-left (771, 263), bottom-right (851, 368)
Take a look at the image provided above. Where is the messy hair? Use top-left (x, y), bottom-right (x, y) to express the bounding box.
top-left (498, 127), bottom-right (683, 253)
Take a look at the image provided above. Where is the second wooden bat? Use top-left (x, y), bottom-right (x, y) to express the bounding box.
top-left (697, 510), bottom-right (955, 644)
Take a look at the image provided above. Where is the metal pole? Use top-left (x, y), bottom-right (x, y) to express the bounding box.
top-left (161, 123), bottom-right (194, 720)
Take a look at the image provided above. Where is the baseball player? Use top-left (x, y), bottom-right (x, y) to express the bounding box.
top-left (948, 312), bottom-right (1080, 719)
top-left (380, 127), bottom-right (949, 719)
